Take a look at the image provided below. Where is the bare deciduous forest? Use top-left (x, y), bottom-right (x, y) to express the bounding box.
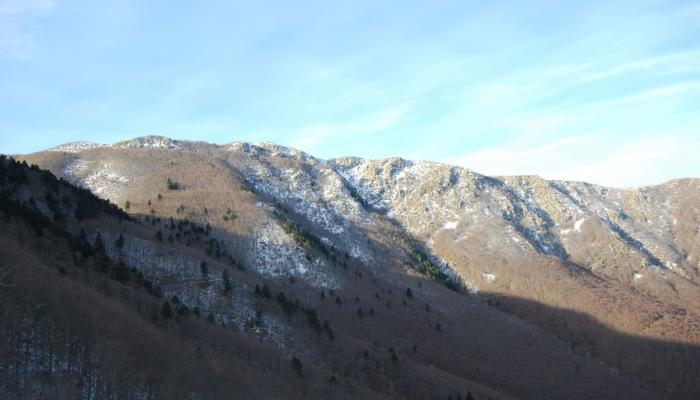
top-left (2, 147), bottom-right (699, 400)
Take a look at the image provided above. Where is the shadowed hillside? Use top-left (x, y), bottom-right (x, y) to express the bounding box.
top-left (3, 137), bottom-right (699, 399)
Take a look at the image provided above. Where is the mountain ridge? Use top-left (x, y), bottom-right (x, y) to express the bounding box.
top-left (45, 135), bottom-right (697, 190)
top-left (7, 135), bottom-right (700, 399)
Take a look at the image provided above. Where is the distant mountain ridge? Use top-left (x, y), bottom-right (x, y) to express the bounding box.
top-left (44, 135), bottom-right (700, 287)
top-left (6, 135), bottom-right (699, 399)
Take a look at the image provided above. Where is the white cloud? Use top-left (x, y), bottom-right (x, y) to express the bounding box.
top-left (457, 133), bottom-right (700, 188)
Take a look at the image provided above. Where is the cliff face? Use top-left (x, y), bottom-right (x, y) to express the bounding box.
top-left (13, 136), bottom-right (699, 399)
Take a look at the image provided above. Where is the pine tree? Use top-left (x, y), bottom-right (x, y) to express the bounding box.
top-left (115, 234), bottom-right (124, 250)
top-left (223, 269), bottom-right (231, 293)
top-left (124, 200), bottom-right (130, 210)
top-left (161, 301), bottom-right (173, 319)
top-left (167, 177), bottom-right (179, 190)
top-left (94, 233), bottom-right (106, 255)
top-left (291, 357), bottom-right (304, 378)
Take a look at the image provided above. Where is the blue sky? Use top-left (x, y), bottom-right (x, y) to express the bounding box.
top-left (1, 0), bottom-right (699, 187)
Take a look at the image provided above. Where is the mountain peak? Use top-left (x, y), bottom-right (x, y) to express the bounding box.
top-left (113, 135), bottom-right (181, 149)
top-left (49, 141), bottom-right (108, 153)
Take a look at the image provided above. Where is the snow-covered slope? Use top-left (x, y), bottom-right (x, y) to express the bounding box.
top-left (45, 137), bottom-right (699, 290)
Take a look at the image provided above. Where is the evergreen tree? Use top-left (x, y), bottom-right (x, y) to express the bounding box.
top-left (223, 269), bottom-right (231, 293)
top-left (291, 357), bottom-right (304, 378)
top-left (124, 200), bottom-right (130, 210)
top-left (115, 233), bottom-right (124, 250)
top-left (200, 261), bottom-right (208, 278)
top-left (167, 177), bottom-right (179, 190)
top-left (161, 301), bottom-right (173, 319)
top-left (94, 233), bottom-right (106, 255)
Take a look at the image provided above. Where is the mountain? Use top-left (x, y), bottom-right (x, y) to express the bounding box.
top-left (2, 136), bottom-right (698, 399)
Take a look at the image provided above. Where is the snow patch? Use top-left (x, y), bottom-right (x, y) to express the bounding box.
top-left (482, 272), bottom-right (496, 283)
top-left (82, 163), bottom-right (130, 199)
top-left (256, 201), bottom-right (274, 211)
top-left (115, 136), bottom-right (181, 149)
top-left (254, 223), bottom-right (340, 289)
top-left (50, 141), bottom-right (107, 153)
top-left (443, 221), bottom-right (458, 230)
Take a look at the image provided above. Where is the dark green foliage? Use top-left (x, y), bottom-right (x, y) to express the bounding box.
top-left (323, 320), bottom-right (334, 341)
top-left (276, 291), bottom-right (298, 315)
top-left (405, 237), bottom-right (461, 291)
top-left (156, 230), bottom-right (163, 241)
top-left (291, 357), bottom-right (303, 378)
top-left (0, 190), bottom-right (56, 237)
top-left (272, 210), bottom-right (329, 254)
top-left (343, 181), bottom-right (369, 209)
top-left (200, 261), bottom-right (208, 278)
top-left (206, 238), bottom-right (224, 258)
top-left (4, 157), bottom-right (28, 185)
top-left (45, 193), bottom-right (64, 223)
top-left (406, 287), bottom-right (413, 298)
top-left (124, 200), bottom-right (130, 210)
top-left (94, 233), bottom-right (106, 255)
top-left (69, 183), bottom-right (130, 221)
top-left (255, 309), bottom-right (263, 326)
top-left (223, 269), bottom-right (231, 293)
top-left (305, 308), bottom-right (321, 335)
top-left (0, 156), bottom-right (6, 185)
top-left (207, 313), bottom-right (215, 324)
top-left (111, 262), bottom-right (130, 283)
top-left (166, 177), bottom-right (179, 190)
top-left (255, 284), bottom-right (271, 299)
top-left (115, 233), bottom-right (124, 250)
top-left (73, 228), bottom-right (95, 257)
top-left (171, 296), bottom-right (190, 316)
top-left (161, 301), bottom-right (173, 319)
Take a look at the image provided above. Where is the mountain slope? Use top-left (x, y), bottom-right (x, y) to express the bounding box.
top-left (8, 136), bottom-right (700, 399)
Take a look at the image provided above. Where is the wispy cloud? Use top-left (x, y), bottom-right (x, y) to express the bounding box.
top-left (0, 0), bottom-right (56, 58)
top-left (290, 103), bottom-right (411, 150)
top-left (457, 133), bottom-right (700, 187)
top-left (555, 135), bottom-right (700, 187)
